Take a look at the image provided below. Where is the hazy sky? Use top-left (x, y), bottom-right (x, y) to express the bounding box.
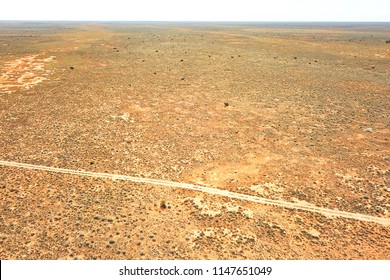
top-left (1, 0), bottom-right (389, 21)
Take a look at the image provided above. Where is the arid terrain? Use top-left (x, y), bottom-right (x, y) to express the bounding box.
top-left (0, 22), bottom-right (389, 260)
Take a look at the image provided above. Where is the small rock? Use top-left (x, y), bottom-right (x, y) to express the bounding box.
top-left (306, 229), bottom-right (320, 239)
top-left (140, 250), bottom-right (145, 256)
top-left (363, 127), bottom-right (373, 133)
top-left (224, 102), bottom-right (229, 107)
top-left (109, 239), bottom-right (115, 244)
top-left (69, 66), bottom-right (74, 70)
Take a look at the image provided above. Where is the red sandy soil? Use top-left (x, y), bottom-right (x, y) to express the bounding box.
top-left (0, 22), bottom-right (389, 260)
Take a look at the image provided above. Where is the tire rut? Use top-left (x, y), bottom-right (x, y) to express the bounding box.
top-left (1, 160), bottom-right (389, 226)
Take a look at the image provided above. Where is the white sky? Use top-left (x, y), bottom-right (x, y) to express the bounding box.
top-left (0, 0), bottom-right (389, 21)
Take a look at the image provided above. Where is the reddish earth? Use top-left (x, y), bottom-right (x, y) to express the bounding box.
top-left (0, 22), bottom-right (389, 260)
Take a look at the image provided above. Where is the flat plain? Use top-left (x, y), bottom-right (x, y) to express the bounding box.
top-left (0, 22), bottom-right (389, 259)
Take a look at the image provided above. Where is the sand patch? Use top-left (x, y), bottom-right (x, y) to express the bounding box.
top-left (191, 227), bottom-right (257, 248)
top-left (0, 54), bottom-right (56, 93)
top-left (184, 196), bottom-right (254, 219)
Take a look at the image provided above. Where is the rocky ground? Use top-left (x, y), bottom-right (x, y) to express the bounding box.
top-left (0, 22), bottom-right (389, 259)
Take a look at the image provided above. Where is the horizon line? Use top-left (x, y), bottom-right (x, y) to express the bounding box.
top-left (1, 20), bottom-right (389, 23)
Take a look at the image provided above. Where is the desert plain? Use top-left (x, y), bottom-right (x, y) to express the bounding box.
top-left (0, 22), bottom-right (389, 259)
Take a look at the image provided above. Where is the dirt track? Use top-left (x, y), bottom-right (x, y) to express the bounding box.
top-left (1, 160), bottom-right (389, 226)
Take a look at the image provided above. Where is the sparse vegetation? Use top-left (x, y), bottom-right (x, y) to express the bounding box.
top-left (0, 22), bottom-right (389, 260)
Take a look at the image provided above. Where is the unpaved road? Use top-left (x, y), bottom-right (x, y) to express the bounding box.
top-left (1, 160), bottom-right (389, 226)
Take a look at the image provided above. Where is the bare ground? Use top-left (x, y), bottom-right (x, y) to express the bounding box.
top-left (0, 22), bottom-right (389, 259)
